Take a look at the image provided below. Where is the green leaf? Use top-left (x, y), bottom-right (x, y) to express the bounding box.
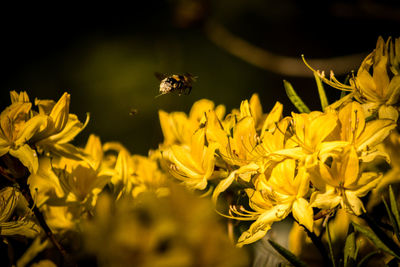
top-left (313, 73), bottom-right (329, 111)
top-left (356, 251), bottom-right (379, 267)
top-left (352, 222), bottom-right (400, 259)
top-left (283, 80), bottom-right (311, 113)
top-left (382, 195), bottom-right (400, 243)
top-left (344, 230), bottom-right (357, 267)
top-left (389, 185), bottom-right (400, 240)
top-left (0, 187), bottom-right (19, 222)
top-left (0, 220), bottom-right (40, 238)
top-left (268, 239), bottom-right (309, 267)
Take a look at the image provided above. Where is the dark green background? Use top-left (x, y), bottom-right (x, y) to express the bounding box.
top-left (1, 1), bottom-right (399, 154)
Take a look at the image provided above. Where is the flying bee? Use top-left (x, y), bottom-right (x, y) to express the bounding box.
top-left (154, 72), bottom-right (196, 98)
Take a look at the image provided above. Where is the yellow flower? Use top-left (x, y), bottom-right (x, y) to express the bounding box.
top-left (306, 37), bottom-right (400, 121)
top-left (272, 110), bottom-right (345, 168)
top-left (31, 135), bottom-right (112, 210)
top-left (310, 146), bottom-right (381, 215)
top-left (0, 91), bottom-right (89, 174)
top-left (335, 101), bottom-right (396, 162)
top-left (229, 159), bottom-right (313, 246)
top-left (159, 99), bottom-right (225, 146)
top-left (162, 127), bottom-right (218, 190)
top-left (0, 94), bottom-right (43, 173)
top-left (352, 37), bottom-right (400, 120)
top-left (34, 92), bottom-right (89, 161)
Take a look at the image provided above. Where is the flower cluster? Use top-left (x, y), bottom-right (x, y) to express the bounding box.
top-left (159, 37), bottom-right (400, 248)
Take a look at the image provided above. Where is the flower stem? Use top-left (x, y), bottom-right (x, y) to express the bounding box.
top-left (17, 178), bottom-right (69, 260)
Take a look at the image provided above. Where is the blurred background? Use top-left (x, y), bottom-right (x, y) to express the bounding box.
top-left (1, 0), bottom-right (399, 154)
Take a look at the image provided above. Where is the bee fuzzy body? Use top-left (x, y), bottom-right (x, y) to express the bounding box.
top-left (156, 73), bottom-right (196, 97)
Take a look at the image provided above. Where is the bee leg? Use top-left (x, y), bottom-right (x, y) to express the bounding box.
top-left (186, 87), bottom-right (192, 95)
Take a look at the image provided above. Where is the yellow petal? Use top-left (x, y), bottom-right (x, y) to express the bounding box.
top-left (10, 91), bottom-right (30, 103)
top-left (356, 119), bottom-right (396, 151)
top-left (342, 146), bottom-right (359, 187)
top-left (339, 102), bottom-right (365, 142)
top-left (237, 227), bottom-right (269, 247)
top-left (310, 189), bottom-right (341, 210)
top-left (249, 93), bottom-right (263, 124)
top-left (9, 144), bottom-right (38, 174)
top-left (49, 92), bottom-right (70, 132)
top-left (85, 134), bottom-right (103, 170)
top-left (237, 204), bottom-right (289, 246)
top-left (378, 105), bottom-right (399, 121)
top-left (386, 75), bottom-right (400, 104)
top-left (46, 113), bottom-right (89, 144)
top-left (0, 138), bottom-right (9, 156)
top-left (239, 100), bottom-right (251, 118)
top-left (308, 112), bottom-right (338, 149)
top-left (356, 70), bottom-right (379, 102)
top-left (191, 128), bottom-right (205, 163)
top-left (292, 198), bottom-right (313, 232)
top-left (344, 191), bottom-right (365, 215)
top-left (212, 163), bottom-right (259, 203)
top-left (35, 98), bottom-right (55, 115)
top-left (260, 101), bottom-right (283, 136)
top-left (202, 143), bottom-right (218, 179)
top-left (353, 172), bottom-right (381, 197)
top-left (189, 99), bottom-right (215, 122)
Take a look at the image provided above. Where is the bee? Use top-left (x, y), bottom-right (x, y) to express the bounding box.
top-left (155, 72), bottom-right (196, 98)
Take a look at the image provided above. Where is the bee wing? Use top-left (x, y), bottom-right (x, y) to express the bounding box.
top-left (154, 72), bottom-right (167, 81)
top-left (184, 73), bottom-right (197, 82)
